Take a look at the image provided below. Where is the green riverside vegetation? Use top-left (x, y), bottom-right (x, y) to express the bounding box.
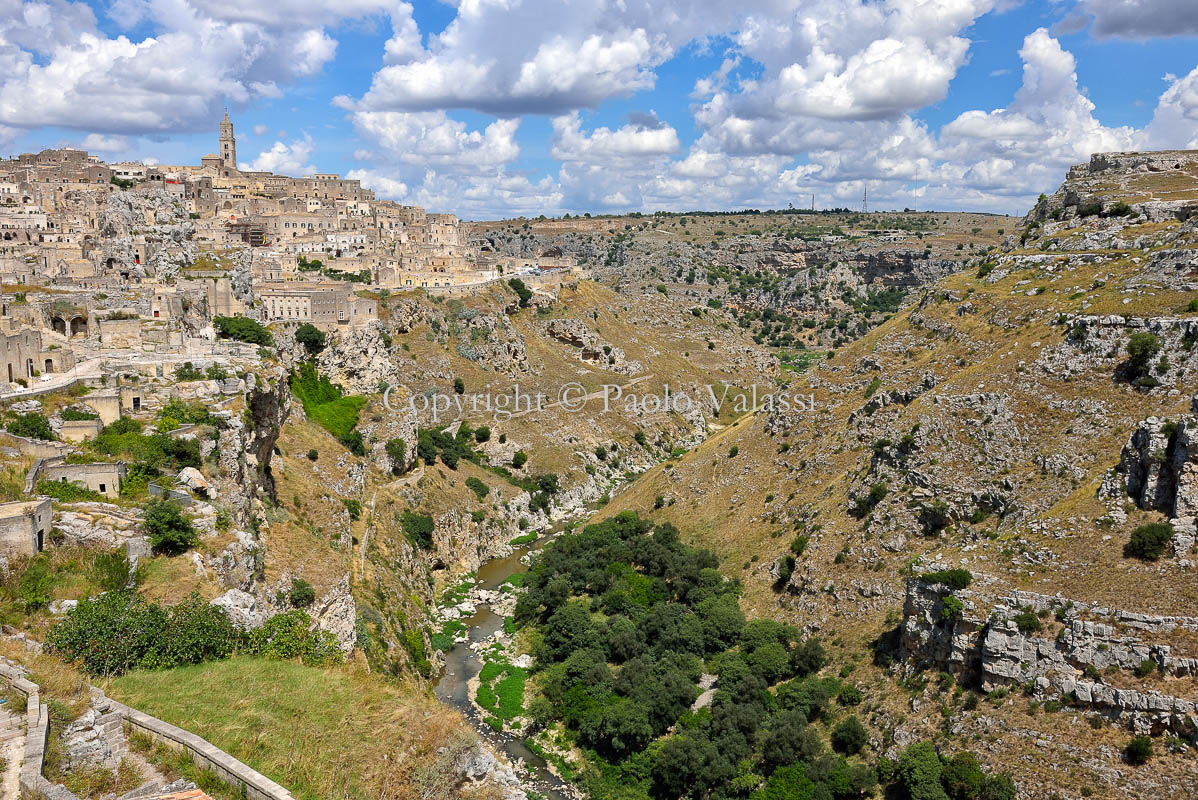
top-left (510, 511), bottom-right (1012, 800)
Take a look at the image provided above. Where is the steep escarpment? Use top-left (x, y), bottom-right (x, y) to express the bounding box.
top-left (594, 152), bottom-right (1198, 799)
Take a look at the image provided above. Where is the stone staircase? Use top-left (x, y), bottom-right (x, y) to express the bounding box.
top-left (0, 704), bottom-right (23, 800)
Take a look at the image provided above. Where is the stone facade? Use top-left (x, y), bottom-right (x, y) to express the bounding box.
top-left (0, 498), bottom-right (50, 556)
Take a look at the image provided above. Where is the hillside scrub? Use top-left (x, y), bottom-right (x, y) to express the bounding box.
top-left (47, 591), bottom-right (340, 676)
top-left (143, 497), bottom-right (198, 554)
top-left (1123, 522), bottom-right (1174, 561)
top-left (213, 315), bottom-right (273, 346)
top-left (289, 362), bottom-right (366, 451)
top-left (7, 412), bottom-right (56, 441)
top-left (512, 510), bottom-right (1015, 800)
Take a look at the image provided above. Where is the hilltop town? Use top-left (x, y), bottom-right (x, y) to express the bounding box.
top-left (1, 112), bottom-right (579, 390)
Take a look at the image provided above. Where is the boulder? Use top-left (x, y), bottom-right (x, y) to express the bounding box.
top-left (210, 589), bottom-right (264, 629)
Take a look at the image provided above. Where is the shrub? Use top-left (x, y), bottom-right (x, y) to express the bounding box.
top-left (1125, 735), bottom-right (1153, 765)
top-left (728, 445), bottom-right (739, 458)
top-left (48, 591), bottom-right (239, 675)
top-left (1012, 609), bottom-right (1042, 635)
top-left (453, 378), bottom-right (465, 394)
top-left (294, 323), bottom-right (326, 354)
top-left (474, 426), bottom-right (491, 443)
top-left (466, 476), bottom-right (489, 500)
top-left (174, 362), bottom-right (204, 381)
top-left (60, 407), bottom-right (99, 421)
top-left (339, 431), bottom-right (365, 457)
top-left (941, 595), bottom-right (965, 622)
top-left (831, 716), bottom-right (868, 754)
top-left (342, 499), bottom-right (362, 520)
top-left (17, 555), bottom-right (54, 611)
top-left (143, 498), bottom-right (198, 554)
top-left (289, 578), bottom-right (316, 607)
top-left (508, 278), bottom-right (533, 307)
top-left (7, 413), bottom-right (55, 441)
top-left (92, 549), bottom-right (143, 593)
top-left (1126, 332), bottom-right (1161, 380)
top-left (246, 609), bottom-right (341, 666)
top-left (36, 479), bottom-right (106, 503)
top-left (511, 450), bottom-right (528, 469)
top-left (213, 315), bottom-right (272, 345)
top-left (402, 511), bottom-right (434, 549)
top-left (384, 438), bottom-right (407, 473)
top-left (307, 449), bottom-right (318, 461)
top-left (1123, 522), bottom-right (1173, 561)
top-left (918, 568), bottom-right (973, 590)
top-left (1133, 659), bottom-right (1157, 678)
top-left (850, 481), bottom-right (887, 518)
top-left (837, 684), bottom-right (863, 706)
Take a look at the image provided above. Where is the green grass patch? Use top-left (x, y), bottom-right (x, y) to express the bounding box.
top-left (500, 572), bottom-right (526, 591)
top-left (289, 362), bottom-right (365, 440)
top-left (508, 532), bottom-right (538, 547)
top-left (431, 619), bottom-right (466, 652)
top-left (109, 656), bottom-right (469, 800)
top-left (475, 660), bottom-right (527, 721)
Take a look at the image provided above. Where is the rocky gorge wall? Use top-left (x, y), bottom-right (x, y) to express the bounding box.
top-left (900, 577), bottom-right (1198, 740)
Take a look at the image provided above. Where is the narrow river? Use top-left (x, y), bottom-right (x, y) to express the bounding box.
top-left (433, 530), bottom-right (575, 800)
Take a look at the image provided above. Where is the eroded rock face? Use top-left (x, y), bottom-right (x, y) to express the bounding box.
top-left (317, 322), bottom-right (403, 395)
top-left (309, 575), bottom-right (357, 653)
top-left (1118, 415), bottom-right (1198, 553)
top-left (210, 589), bottom-right (264, 629)
top-left (543, 318), bottom-right (642, 375)
top-left (900, 579), bottom-right (1198, 740)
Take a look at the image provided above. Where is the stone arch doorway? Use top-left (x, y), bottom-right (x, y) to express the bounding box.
top-left (105, 257), bottom-right (115, 271)
top-left (69, 316), bottom-right (87, 337)
top-left (51, 317), bottom-right (67, 335)
top-left (43, 359), bottom-right (53, 374)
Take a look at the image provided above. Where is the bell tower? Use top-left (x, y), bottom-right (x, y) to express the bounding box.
top-left (219, 109), bottom-right (237, 169)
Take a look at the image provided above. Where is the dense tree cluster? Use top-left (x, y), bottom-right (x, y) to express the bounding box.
top-left (514, 512), bottom-right (1016, 800)
top-left (515, 512), bottom-right (875, 799)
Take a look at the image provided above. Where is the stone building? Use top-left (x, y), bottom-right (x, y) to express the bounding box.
top-left (256, 280), bottom-right (377, 330)
top-left (0, 323), bottom-right (71, 383)
top-left (219, 110), bottom-right (237, 170)
top-left (0, 498), bottom-right (51, 555)
top-left (31, 457), bottom-right (126, 498)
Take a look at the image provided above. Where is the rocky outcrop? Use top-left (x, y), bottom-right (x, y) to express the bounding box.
top-left (210, 589), bottom-right (264, 629)
top-left (1118, 415), bottom-right (1198, 553)
top-left (316, 322), bottom-right (403, 395)
top-left (98, 189), bottom-right (196, 281)
top-left (456, 744), bottom-right (528, 800)
top-left (901, 579), bottom-right (1198, 740)
top-left (543, 318), bottom-right (642, 375)
top-left (309, 575), bottom-right (357, 653)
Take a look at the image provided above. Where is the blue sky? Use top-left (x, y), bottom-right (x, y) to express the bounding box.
top-left (2, 0), bottom-right (1197, 218)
